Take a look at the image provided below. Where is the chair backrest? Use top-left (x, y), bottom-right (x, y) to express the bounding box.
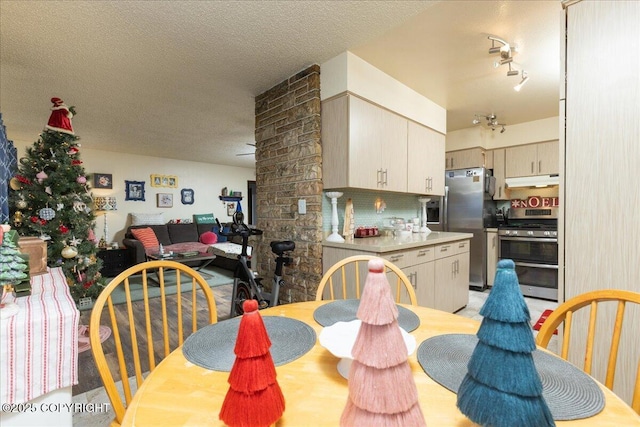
top-left (316, 255), bottom-right (417, 306)
top-left (535, 289), bottom-right (640, 414)
top-left (89, 260), bottom-right (217, 425)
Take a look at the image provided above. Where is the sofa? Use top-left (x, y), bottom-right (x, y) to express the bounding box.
top-left (122, 222), bottom-right (243, 271)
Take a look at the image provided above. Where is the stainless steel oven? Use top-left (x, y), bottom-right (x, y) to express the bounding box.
top-left (498, 205), bottom-right (559, 301)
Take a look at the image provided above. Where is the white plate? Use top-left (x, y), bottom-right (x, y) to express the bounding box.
top-left (318, 319), bottom-right (416, 378)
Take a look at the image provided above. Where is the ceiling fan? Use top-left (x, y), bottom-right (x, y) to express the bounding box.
top-left (236, 143), bottom-right (256, 156)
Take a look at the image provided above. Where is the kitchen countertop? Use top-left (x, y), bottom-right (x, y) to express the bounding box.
top-left (323, 231), bottom-right (473, 253)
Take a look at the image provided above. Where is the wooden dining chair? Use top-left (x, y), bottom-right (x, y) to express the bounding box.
top-left (316, 255), bottom-right (418, 305)
top-left (536, 289), bottom-right (640, 414)
top-left (89, 260), bottom-right (218, 426)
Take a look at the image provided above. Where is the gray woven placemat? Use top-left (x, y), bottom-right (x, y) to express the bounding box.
top-left (182, 316), bottom-right (316, 371)
top-left (313, 299), bottom-right (420, 332)
top-left (417, 334), bottom-right (605, 421)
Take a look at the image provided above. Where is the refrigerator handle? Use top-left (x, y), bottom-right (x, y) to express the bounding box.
top-left (443, 186), bottom-right (449, 232)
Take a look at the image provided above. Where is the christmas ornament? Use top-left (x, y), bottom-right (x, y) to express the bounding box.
top-left (36, 171), bottom-right (48, 183)
top-left (16, 199), bottom-right (27, 209)
top-left (30, 216), bottom-right (39, 223)
top-left (59, 224), bottom-right (70, 234)
top-left (56, 203), bottom-right (65, 211)
top-left (13, 212), bottom-right (23, 227)
top-left (39, 233), bottom-right (51, 241)
top-left (15, 175), bottom-right (32, 185)
top-left (76, 176), bottom-right (87, 184)
top-left (45, 97), bottom-right (75, 135)
top-left (68, 147), bottom-right (79, 155)
top-left (61, 246), bottom-right (78, 259)
top-left (69, 236), bottom-right (82, 246)
top-left (45, 186), bottom-right (52, 195)
top-left (72, 201), bottom-right (86, 213)
top-left (39, 207), bottom-right (56, 220)
top-left (9, 177), bottom-right (22, 190)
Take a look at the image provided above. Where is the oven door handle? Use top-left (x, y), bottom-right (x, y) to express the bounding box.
top-left (513, 261), bottom-right (559, 270)
top-left (499, 236), bottom-right (558, 243)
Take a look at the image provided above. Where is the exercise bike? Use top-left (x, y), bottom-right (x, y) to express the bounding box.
top-left (216, 212), bottom-right (295, 317)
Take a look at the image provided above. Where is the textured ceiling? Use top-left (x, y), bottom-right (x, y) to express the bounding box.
top-left (0, 1), bottom-right (560, 169)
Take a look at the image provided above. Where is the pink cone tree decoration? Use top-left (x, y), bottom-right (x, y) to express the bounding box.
top-left (219, 299), bottom-right (285, 427)
top-left (341, 258), bottom-right (426, 426)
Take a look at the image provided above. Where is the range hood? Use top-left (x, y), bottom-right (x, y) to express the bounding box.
top-left (505, 175), bottom-right (560, 188)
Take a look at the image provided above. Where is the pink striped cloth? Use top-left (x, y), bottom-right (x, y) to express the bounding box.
top-left (1, 267), bottom-right (80, 404)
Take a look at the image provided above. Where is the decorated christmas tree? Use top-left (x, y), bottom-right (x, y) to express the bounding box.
top-left (219, 299), bottom-right (285, 427)
top-left (341, 258), bottom-right (425, 427)
top-left (8, 98), bottom-right (104, 303)
top-left (456, 259), bottom-right (555, 427)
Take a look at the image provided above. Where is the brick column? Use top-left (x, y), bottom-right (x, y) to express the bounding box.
top-left (254, 65), bottom-right (323, 302)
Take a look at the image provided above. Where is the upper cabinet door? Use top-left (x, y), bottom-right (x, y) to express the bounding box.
top-left (536, 140), bottom-right (559, 175)
top-left (407, 121), bottom-right (445, 196)
top-left (322, 94), bottom-right (409, 192)
top-left (506, 144), bottom-right (539, 177)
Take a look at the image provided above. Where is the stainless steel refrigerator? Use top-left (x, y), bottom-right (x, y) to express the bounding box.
top-left (444, 167), bottom-right (497, 290)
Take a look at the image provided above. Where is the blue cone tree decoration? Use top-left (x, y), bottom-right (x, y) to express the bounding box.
top-left (456, 259), bottom-right (555, 427)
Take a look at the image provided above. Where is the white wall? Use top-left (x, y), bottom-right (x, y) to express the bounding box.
top-left (13, 141), bottom-right (255, 245)
top-left (446, 116), bottom-right (560, 150)
top-left (321, 51), bottom-right (447, 134)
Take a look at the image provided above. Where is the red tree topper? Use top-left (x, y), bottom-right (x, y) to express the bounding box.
top-left (219, 300), bottom-right (285, 427)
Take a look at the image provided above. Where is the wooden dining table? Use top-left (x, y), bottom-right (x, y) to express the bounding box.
top-left (121, 301), bottom-right (640, 426)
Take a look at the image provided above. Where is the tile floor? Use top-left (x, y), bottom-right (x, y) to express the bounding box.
top-left (71, 289), bottom-right (558, 426)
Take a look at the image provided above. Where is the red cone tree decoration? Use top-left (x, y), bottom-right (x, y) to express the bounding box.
top-left (219, 300), bottom-right (285, 427)
top-left (341, 258), bottom-right (426, 426)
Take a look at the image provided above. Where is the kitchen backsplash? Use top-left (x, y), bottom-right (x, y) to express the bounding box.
top-left (322, 190), bottom-right (428, 235)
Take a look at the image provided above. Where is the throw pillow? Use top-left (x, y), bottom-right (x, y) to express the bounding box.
top-left (131, 212), bottom-right (164, 226)
top-left (131, 227), bottom-right (159, 249)
top-left (193, 213), bottom-right (216, 224)
top-left (199, 231), bottom-right (218, 244)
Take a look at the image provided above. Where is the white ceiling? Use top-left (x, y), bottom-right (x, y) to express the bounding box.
top-left (0, 1), bottom-right (561, 169)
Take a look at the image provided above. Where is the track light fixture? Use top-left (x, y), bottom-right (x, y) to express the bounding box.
top-left (514, 70), bottom-right (529, 91)
top-left (487, 36), bottom-right (515, 59)
top-left (488, 35), bottom-right (527, 81)
top-left (472, 114), bottom-right (507, 133)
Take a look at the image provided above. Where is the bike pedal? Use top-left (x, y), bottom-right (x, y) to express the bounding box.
top-left (258, 300), bottom-right (269, 309)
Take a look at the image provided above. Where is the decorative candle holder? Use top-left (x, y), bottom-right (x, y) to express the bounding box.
top-left (325, 192), bottom-right (345, 243)
top-left (418, 197), bottom-right (432, 234)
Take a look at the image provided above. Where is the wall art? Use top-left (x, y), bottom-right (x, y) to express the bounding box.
top-left (151, 174), bottom-right (178, 188)
top-left (181, 188), bottom-right (194, 205)
top-left (157, 193), bottom-right (173, 208)
top-left (125, 180), bottom-right (145, 201)
top-left (93, 173), bottom-right (113, 189)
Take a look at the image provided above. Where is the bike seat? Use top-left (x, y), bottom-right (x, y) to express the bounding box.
top-left (270, 240), bottom-right (295, 255)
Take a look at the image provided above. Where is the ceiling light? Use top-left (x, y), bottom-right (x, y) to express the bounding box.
top-left (472, 114), bottom-right (506, 133)
top-left (506, 63), bottom-right (520, 77)
top-left (514, 71), bottom-right (529, 91)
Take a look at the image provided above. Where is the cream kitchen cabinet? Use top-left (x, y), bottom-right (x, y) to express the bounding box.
top-left (407, 121), bottom-right (445, 196)
top-left (505, 141), bottom-right (559, 178)
top-left (445, 147), bottom-right (485, 170)
top-left (322, 234), bottom-right (471, 312)
top-left (384, 246), bottom-right (435, 307)
top-left (322, 94), bottom-right (407, 192)
top-left (491, 148), bottom-right (508, 200)
top-left (434, 240), bottom-right (470, 313)
top-left (486, 229), bottom-right (499, 287)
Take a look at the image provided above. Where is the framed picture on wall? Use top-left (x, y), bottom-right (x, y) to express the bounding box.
top-left (125, 180), bottom-right (145, 201)
top-left (226, 202), bottom-right (236, 216)
top-left (93, 173), bottom-right (113, 189)
top-left (157, 193), bottom-right (173, 208)
top-left (181, 188), bottom-right (194, 205)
